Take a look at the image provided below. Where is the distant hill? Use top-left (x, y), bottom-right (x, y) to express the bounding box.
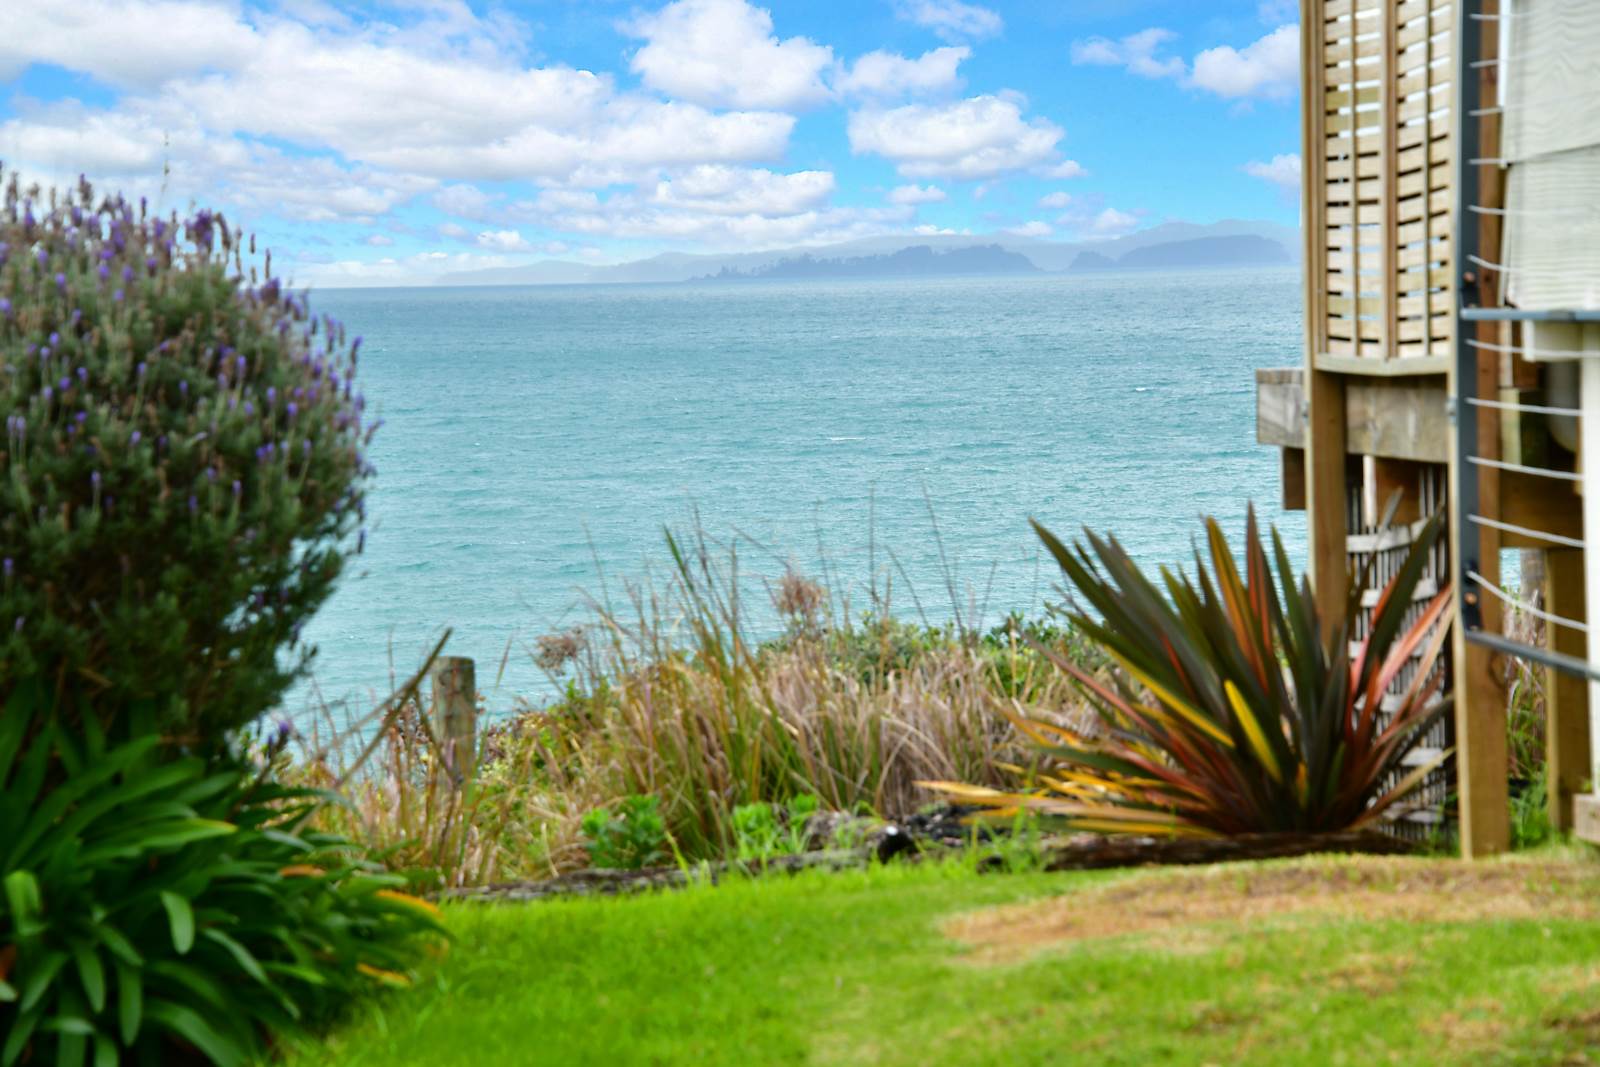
top-left (432, 219), bottom-right (1300, 288)
top-left (1127, 235), bottom-right (1288, 270)
top-left (701, 244), bottom-right (1038, 281)
top-left (1068, 250), bottom-right (1118, 272)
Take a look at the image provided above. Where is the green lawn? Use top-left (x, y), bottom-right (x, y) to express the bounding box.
top-left (300, 853), bottom-right (1600, 1066)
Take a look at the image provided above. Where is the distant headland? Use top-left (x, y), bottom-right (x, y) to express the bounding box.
top-left (432, 218), bottom-right (1300, 287)
top-left (698, 244), bottom-right (1039, 282)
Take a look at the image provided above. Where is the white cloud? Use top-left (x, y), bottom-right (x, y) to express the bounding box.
top-left (0, 0), bottom-right (800, 200)
top-left (1036, 159), bottom-right (1088, 180)
top-left (847, 94), bottom-right (1064, 180)
top-left (625, 0), bottom-right (833, 110)
top-left (648, 165), bottom-right (835, 216)
top-left (365, 234), bottom-right (395, 246)
top-left (893, 0), bottom-right (1003, 43)
top-left (1089, 207), bottom-right (1139, 236)
top-left (836, 46), bottom-right (968, 97)
top-left (1070, 28), bottom-right (1185, 80)
top-left (1071, 23), bottom-right (1299, 102)
top-left (435, 183), bottom-right (499, 221)
top-left (1005, 220), bottom-right (1051, 238)
top-left (1038, 191), bottom-right (1072, 209)
top-left (166, 22), bottom-right (614, 158)
top-left (476, 229), bottom-right (534, 252)
top-left (1244, 152), bottom-right (1302, 192)
top-left (888, 183), bottom-right (947, 205)
top-left (295, 250), bottom-right (520, 288)
top-left (0, 0), bottom-right (256, 88)
top-left (1257, 1), bottom-right (1298, 25)
top-left (312, 101), bottom-right (796, 183)
top-left (437, 222), bottom-right (470, 240)
top-left (1190, 25), bottom-right (1299, 101)
top-left (0, 104), bottom-right (432, 222)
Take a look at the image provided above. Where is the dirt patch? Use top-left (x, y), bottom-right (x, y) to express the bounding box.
top-left (948, 856), bottom-right (1600, 964)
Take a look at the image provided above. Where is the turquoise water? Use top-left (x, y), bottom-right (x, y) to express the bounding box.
top-left (297, 268), bottom-right (1305, 715)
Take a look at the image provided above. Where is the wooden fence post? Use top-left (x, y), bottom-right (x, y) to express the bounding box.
top-left (430, 656), bottom-right (477, 787)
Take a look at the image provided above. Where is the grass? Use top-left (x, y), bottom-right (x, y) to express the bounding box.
top-left (297, 851), bottom-right (1600, 1066)
top-left (289, 526), bottom-right (1105, 887)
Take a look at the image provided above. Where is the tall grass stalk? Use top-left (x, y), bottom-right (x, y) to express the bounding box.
top-left (292, 526), bottom-right (1098, 885)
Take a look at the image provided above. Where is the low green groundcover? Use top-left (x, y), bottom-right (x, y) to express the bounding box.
top-left (298, 852), bottom-right (1600, 1066)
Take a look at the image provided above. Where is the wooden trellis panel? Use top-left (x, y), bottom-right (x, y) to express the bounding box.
top-left (1315, 0), bottom-right (1455, 372)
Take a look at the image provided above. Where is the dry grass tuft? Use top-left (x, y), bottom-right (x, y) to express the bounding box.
top-left (946, 856), bottom-right (1600, 965)
top-left (288, 527), bottom-right (1103, 886)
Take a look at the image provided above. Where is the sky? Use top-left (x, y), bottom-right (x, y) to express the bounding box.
top-left (0, 0), bottom-right (1305, 286)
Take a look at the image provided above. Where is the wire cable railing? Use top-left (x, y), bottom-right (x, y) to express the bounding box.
top-left (1453, 0), bottom-right (1598, 684)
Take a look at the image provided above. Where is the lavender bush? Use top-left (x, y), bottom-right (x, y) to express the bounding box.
top-left (0, 169), bottom-right (374, 742)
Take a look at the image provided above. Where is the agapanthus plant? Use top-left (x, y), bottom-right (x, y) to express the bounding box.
top-left (927, 508), bottom-right (1452, 836)
top-left (0, 168), bottom-right (375, 743)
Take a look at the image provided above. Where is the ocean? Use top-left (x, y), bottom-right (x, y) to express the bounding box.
top-left (296, 267), bottom-right (1305, 716)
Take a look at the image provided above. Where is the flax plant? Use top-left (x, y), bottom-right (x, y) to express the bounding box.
top-left (928, 508), bottom-right (1454, 837)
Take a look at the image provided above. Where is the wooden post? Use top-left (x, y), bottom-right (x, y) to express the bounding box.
top-left (430, 656), bottom-right (477, 787)
top-left (1452, 0), bottom-right (1510, 859)
top-left (1301, 0), bottom-right (1349, 642)
top-left (1545, 550), bottom-right (1590, 832)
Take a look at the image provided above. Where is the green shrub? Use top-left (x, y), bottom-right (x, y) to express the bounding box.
top-left (0, 170), bottom-right (372, 741)
top-left (0, 702), bottom-right (446, 1066)
top-left (731, 795), bottom-right (820, 861)
top-left (932, 509), bottom-right (1454, 835)
top-left (580, 795), bottom-right (668, 870)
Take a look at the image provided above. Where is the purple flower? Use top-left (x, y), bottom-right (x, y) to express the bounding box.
top-left (121, 265), bottom-right (133, 283)
top-left (113, 289), bottom-right (124, 302)
top-left (0, 299), bottom-right (10, 315)
top-left (48, 332), bottom-right (59, 346)
top-left (58, 378), bottom-right (70, 392)
top-left (13, 616), bottom-right (23, 634)
top-left (54, 273), bottom-right (66, 291)
top-left (130, 430), bottom-right (140, 445)
top-left (233, 479), bottom-right (242, 497)
top-left (40, 347), bottom-right (51, 360)
top-left (35, 247), bottom-right (47, 266)
top-left (3, 558), bottom-right (12, 581)
top-left (178, 380), bottom-right (188, 397)
top-left (266, 387), bottom-right (276, 406)
top-left (98, 264), bottom-right (110, 282)
top-left (286, 402), bottom-right (297, 419)
top-left (91, 470), bottom-right (101, 489)
top-left (244, 401), bottom-right (254, 416)
top-left (76, 367), bottom-right (86, 383)
top-left (188, 495), bottom-right (198, 514)
top-left (206, 467), bottom-right (217, 482)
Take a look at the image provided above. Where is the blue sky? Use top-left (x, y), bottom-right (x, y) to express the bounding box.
top-left (1, 0), bottom-right (1303, 285)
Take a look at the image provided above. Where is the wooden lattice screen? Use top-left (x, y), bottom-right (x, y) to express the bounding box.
top-left (1315, 0), bottom-right (1455, 371)
top-left (1300, 0), bottom-right (1463, 837)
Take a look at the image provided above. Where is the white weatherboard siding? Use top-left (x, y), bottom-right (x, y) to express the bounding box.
top-left (1500, 0), bottom-right (1600, 312)
top-left (1502, 149), bottom-right (1600, 311)
top-left (1501, 0), bottom-right (1600, 162)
